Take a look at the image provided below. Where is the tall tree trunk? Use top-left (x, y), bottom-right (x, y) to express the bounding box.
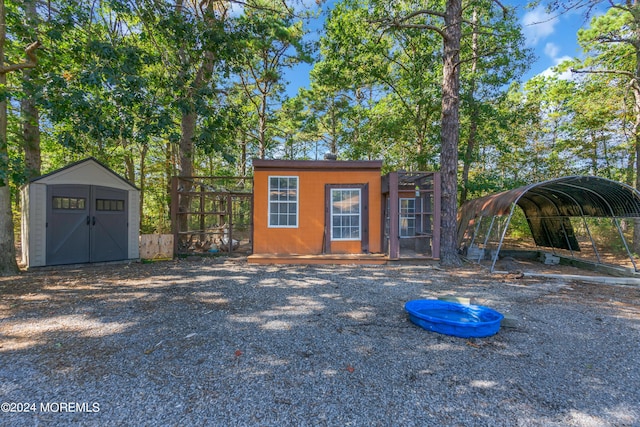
top-left (21, 92), bottom-right (40, 179)
top-left (240, 131), bottom-right (247, 177)
top-left (439, 0), bottom-right (463, 267)
top-left (590, 131), bottom-right (597, 176)
top-left (124, 152), bottom-right (135, 183)
top-left (0, 0), bottom-right (39, 275)
top-left (21, 0), bottom-right (40, 180)
top-left (626, 149), bottom-right (634, 186)
top-left (164, 140), bottom-right (174, 231)
top-left (460, 9), bottom-right (479, 206)
top-left (630, 0), bottom-right (640, 255)
top-left (139, 144), bottom-right (147, 230)
top-left (177, 110), bottom-right (196, 241)
top-left (634, 120), bottom-right (640, 255)
top-left (258, 94), bottom-right (268, 159)
top-left (173, 0), bottom-right (216, 242)
top-left (180, 111), bottom-right (195, 178)
top-left (632, 36), bottom-right (640, 254)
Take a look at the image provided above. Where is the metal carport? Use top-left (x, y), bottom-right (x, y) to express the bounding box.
top-left (457, 176), bottom-right (640, 272)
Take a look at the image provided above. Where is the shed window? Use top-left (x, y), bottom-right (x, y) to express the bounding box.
top-left (268, 176), bottom-right (298, 227)
top-left (52, 197), bottom-right (86, 210)
top-left (331, 188), bottom-right (361, 240)
top-left (96, 199), bottom-right (125, 212)
top-left (400, 198), bottom-right (419, 237)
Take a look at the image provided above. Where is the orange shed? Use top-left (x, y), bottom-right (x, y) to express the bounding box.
top-left (249, 159), bottom-right (384, 263)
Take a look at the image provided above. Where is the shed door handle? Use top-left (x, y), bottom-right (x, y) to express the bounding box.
top-left (86, 216), bottom-right (90, 225)
top-left (92, 216), bottom-right (96, 226)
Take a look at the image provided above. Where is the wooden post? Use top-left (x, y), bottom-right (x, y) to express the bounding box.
top-left (432, 172), bottom-right (441, 260)
top-left (199, 184), bottom-right (205, 242)
top-left (171, 176), bottom-right (179, 256)
top-left (389, 172), bottom-right (399, 259)
top-left (226, 192), bottom-right (232, 253)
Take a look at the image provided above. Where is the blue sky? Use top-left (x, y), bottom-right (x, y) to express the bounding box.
top-left (517, 1), bottom-right (605, 80)
top-left (285, 0), bottom-right (606, 96)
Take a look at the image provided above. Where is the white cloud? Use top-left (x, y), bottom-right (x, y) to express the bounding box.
top-left (521, 6), bottom-right (559, 46)
top-left (539, 56), bottom-right (574, 80)
top-left (553, 55), bottom-right (573, 66)
top-left (544, 42), bottom-right (560, 59)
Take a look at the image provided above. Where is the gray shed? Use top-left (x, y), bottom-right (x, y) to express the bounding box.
top-left (21, 157), bottom-right (140, 267)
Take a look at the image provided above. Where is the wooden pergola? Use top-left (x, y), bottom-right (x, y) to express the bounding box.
top-left (382, 171), bottom-right (441, 260)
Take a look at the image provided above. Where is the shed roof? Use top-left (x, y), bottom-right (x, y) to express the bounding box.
top-left (253, 159), bottom-right (383, 172)
top-left (458, 176), bottom-right (640, 250)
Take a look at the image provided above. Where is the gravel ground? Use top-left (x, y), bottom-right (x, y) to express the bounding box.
top-left (0, 258), bottom-right (639, 427)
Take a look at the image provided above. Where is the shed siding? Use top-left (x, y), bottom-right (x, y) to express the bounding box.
top-left (128, 191), bottom-right (140, 259)
top-left (20, 186), bottom-right (30, 267)
top-left (31, 183), bottom-right (48, 266)
top-left (22, 183), bottom-right (47, 267)
top-left (254, 166), bottom-right (382, 255)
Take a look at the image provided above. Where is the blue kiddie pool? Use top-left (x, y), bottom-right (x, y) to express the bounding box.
top-left (405, 299), bottom-right (504, 338)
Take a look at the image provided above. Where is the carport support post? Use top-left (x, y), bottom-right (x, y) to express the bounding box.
top-left (581, 216), bottom-right (601, 264)
top-left (490, 203), bottom-right (517, 273)
top-left (560, 220), bottom-right (575, 258)
top-left (613, 217), bottom-right (638, 271)
top-left (481, 216), bottom-right (496, 263)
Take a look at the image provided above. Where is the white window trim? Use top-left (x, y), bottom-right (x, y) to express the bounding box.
top-left (268, 176), bottom-right (299, 228)
top-left (399, 197), bottom-right (416, 238)
top-left (330, 188), bottom-right (361, 241)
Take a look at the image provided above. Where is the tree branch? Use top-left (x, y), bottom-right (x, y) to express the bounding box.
top-left (397, 9), bottom-right (446, 21)
top-left (571, 67), bottom-right (635, 80)
top-left (388, 23), bottom-right (447, 38)
top-left (371, 9), bottom-right (447, 39)
top-left (1, 41), bottom-right (41, 74)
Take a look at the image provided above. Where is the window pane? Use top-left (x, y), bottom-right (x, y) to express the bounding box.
top-left (400, 198), bottom-right (417, 237)
top-left (331, 188), bottom-right (361, 241)
top-left (268, 176), bottom-right (298, 227)
top-left (52, 197), bottom-right (87, 210)
top-left (96, 199), bottom-right (125, 212)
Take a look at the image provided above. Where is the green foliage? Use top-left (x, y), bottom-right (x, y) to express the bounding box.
top-left (3, 0), bottom-right (640, 246)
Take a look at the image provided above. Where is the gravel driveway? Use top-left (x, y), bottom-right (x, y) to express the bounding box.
top-left (1, 258), bottom-right (639, 426)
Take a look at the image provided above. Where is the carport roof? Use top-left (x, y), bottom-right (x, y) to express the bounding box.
top-left (460, 176), bottom-right (640, 220)
top-left (458, 176), bottom-right (640, 250)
